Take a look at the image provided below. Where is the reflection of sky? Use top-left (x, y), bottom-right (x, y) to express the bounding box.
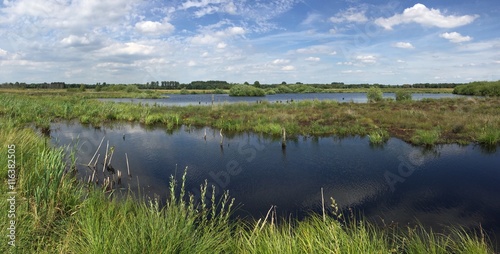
top-left (50, 122), bottom-right (500, 237)
top-left (100, 93), bottom-right (466, 107)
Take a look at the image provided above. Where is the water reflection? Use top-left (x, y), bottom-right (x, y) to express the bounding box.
top-left (100, 93), bottom-right (465, 107)
top-left (50, 122), bottom-right (500, 238)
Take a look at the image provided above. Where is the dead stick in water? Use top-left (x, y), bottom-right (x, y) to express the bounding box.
top-left (321, 187), bottom-right (325, 222)
top-left (281, 127), bottom-right (287, 148)
top-left (219, 129), bottom-right (224, 146)
top-left (103, 140), bottom-right (109, 173)
top-left (125, 153), bottom-right (131, 177)
top-left (88, 136), bottom-right (105, 166)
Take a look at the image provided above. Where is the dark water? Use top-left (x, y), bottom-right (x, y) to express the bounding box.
top-left (100, 93), bottom-right (463, 106)
top-left (50, 122), bottom-right (500, 239)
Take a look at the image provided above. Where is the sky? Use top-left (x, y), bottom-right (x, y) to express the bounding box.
top-left (0, 0), bottom-right (499, 85)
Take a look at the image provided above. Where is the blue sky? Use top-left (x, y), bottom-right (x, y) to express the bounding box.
top-left (0, 0), bottom-right (499, 85)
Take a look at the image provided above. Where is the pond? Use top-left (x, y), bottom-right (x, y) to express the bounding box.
top-left (50, 122), bottom-right (500, 239)
top-left (100, 92), bottom-right (464, 106)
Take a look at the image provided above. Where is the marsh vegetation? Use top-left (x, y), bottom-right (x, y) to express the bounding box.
top-left (1, 90), bottom-right (499, 253)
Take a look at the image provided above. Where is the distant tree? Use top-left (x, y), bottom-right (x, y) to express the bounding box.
top-left (244, 81), bottom-right (250, 85)
top-left (281, 81), bottom-right (287, 85)
top-left (79, 84), bottom-right (86, 92)
top-left (253, 81), bottom-right (261, 88)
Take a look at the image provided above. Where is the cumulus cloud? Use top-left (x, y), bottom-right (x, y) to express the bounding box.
top-left (135, 19), bottom-right (175, 36)
top-left (330, 7), bottom-right (368, 23)
top-left (393, 42), bottom-right (414, 49)
top-left (440, 32), bottom-right (472, 43)
top-left (375, 3), bottom-right (478, 30)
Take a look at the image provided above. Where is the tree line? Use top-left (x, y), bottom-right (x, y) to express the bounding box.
top-left (0, 80), bottom-right (464, 90)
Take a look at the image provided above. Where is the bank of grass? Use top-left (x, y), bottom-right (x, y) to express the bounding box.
top-left (0, 88), bottom-right (164, 98)
top-left (0, 123), bottom-right (495, 253)
top-left (2, 93), bottom-right (500, 146)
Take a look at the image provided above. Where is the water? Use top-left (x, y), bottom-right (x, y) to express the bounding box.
top-left (50, 122), bottom-right (500, 238)
top-left (100, 93), bottom-right (464, 106)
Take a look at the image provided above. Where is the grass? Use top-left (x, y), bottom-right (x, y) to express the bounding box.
top-left (2, 93), bottom-right (500, 145)
top-left (0, 117), bottom-right (496, 252)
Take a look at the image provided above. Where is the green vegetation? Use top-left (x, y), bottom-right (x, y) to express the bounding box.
top-left (229, 84), bottom-right (266, 96)
top-left (453, 81), bottom-right (500, 96)
top-left (0, 92), bottom-right (497, 253)
top-left (395, 90), bottom-right (412, 101)
top-left (368, 129), bottom-right (390, 145)
top-left (1, 93), bottom-right (500, 146)
top-left (367, 87), bottom-right (383, 102)
top-left (411, 129), bottom-right (441, 146)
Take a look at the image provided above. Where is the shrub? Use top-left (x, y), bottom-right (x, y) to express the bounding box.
top-left (395, 90), bottom-right (412, 101)
top-left (229, 84), bottom-right (266, 97)
top-left (367, 87), bottom-right (383, 102)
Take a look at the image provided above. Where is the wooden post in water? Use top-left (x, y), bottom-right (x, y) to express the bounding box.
top-left (281, 127), bottom-right (287, 149)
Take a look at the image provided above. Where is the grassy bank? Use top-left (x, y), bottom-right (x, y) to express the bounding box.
top-left (0, 88), bottom-right (164, 98)
top-left (2, 93), bottom-right (500, 146)
top-left (0, 119), bottom-right (495, 252)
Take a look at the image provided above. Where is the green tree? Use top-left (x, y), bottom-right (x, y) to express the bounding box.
top-left (79, 84), bottom-right (86, 92)
top-left (253, 81), bottom-right (261, 88)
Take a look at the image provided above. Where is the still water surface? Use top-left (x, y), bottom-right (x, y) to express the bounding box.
top-left (50, 122), bottom-right (499, 237)
top-left (101, 93), bottom-right (463, 106)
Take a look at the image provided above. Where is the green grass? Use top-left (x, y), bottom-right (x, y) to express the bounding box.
top-left (411, 129), bottom-right (441, 146)
top-left (368, 129), bottom-right (390, 145)
top-left (1, 93), bottom-right (500, 145)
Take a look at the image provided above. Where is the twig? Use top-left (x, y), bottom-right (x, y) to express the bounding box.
top-left (102, 140), bottom-right (109, 173)
top-left (125, 153), bottom-right (131, 177)
top-left (88, 136), bottom-right (105, 166)
top-left (321, 187), bottom-right (326, 222)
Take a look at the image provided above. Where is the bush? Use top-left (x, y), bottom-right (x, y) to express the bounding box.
top-left (180, 88), bottom-right (189, 95)
top-left (395, 90), bottom-right (412, 101)
top-left (229, 84), bottom-right (266, 97)
top-left (367, 87), bottom-right (383, 102)
top-left (453, 81), bottom-right (500, 96)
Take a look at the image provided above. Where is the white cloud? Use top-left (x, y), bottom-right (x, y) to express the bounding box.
top-left (305, 57), bottom-right (320, 62)
top-left (216, 42), bottom-right (227, 49)
top-left (135, 19), bottom-right (174, 36)
top-left (330, 7), bottom-right (367, 23)
top-left (295, 45), bottom-right (336, 55)
top-left (375, 3), bottom-right (478, 30)
top-left (180, 0), bottom-right (238, 17)
top-left (355, 55), bottom-right (376, 64)
top-left (272, 59), bottom-right (290, 65)
top-left (440, 32), bottom-right (472, 43)
top-left (393, 42), bottom-right (414, 49)
top-left (337, 62), bottom-right (353, 65)
top-left (281, 65), bottom-right (295, 71)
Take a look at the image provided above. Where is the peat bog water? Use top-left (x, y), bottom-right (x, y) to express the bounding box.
top-left (50, 121), bottom-right (500, 240)
top-left (100, 92), bottom-right (464, 106)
